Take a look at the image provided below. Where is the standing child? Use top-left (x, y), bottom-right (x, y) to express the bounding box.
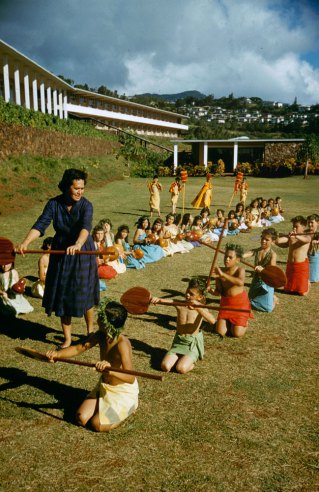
top-left (31, 236), bottom-right (53, 298)
top-left (148, 175), bottom-right (162, 218)
top-left (210, 243), bottom-right (253, 337)
top-left (239, 177), bottom-right (249, 206)
top-left (0, 262), bottom-right (33, 317)
top-left (191, 173), bottom-right (213, 209)
top-left (46, 299), bottom-right (139, 432)
top-left (243, 228), bottom-right (279, 312)
top-left (151, 278), bottom-right (216, 374)
top-left (169, 177), bottom-right (183, 214)
top-left (275, 216), bottom-right (311, 296)
top-left (307, 214), bottom-right (319, 283)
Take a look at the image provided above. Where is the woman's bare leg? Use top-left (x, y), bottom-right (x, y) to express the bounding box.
top-left (60, 316), bottom-right (72, 348)
top-left (84, 307), bottom-right (94, 335)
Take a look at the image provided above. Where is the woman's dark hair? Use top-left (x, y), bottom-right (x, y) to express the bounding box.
top-left (98, 218), bottom-right (113, 229)
top-left (235, 203), bottom-right (244, 212)
top-left (181, 213), bottom-right (192, 226)
top-left (135, 216), bottom-right (150, 229)
top-left (58, 168), bottom-right (87, 193)
top-left (152, 218), bottom-right (163, 232)
top-left (228, 210), bottom-right (236, 218)
top-left (200, 207), bottom-right (210, 216)
top-left (41, 237), bottom-right (53, 250)
top-left (115, 225), bottom-right (130, 242)
top-left (193, 215), bottom-right (202, 225)
top-left (174, 213), bottom-right (182, 225)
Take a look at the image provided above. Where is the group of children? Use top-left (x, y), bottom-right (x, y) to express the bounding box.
top-left (2, 192), bottom-right (318, 433)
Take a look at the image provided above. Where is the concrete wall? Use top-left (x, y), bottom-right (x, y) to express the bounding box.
top-left (0, 123), bottom-right (119, 160)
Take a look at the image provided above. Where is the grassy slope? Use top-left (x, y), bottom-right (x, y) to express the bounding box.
top-left (0, 175), bottom-right (318, 492)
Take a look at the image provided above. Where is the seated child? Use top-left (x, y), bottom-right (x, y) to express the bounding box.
top-left (92, 225), bottom-right (118, 280)
top-left (200, 207), bottom-right (210, 226)
top-left (201, 209), bottom-right (226, 243)
top-left (97, 219), bottom-right (126, 274)
top-left (235, 203), bottom-right (249, 232)
top-left (227, 210), bottom-right (240, 236)
top-left (162, 214), bottom-right (193, 255)
top-left (210, 243), bottom-right (253, 337)
top-left (114, 225), bottom-right (145, 270)
top-left (133, 216), bottom-right (166, 263)
top-left (307, 214), bottom-right (319, 283)
top-left (268, 198), bottom-right (284, 224)
top-left (243, 228), bottom-right (279, 312)
top-left (250, 199), bottom-right (262, 227)
top-left (31, 236), bottom-right (53, 298)
top-left (0, 262), bottom-right (33, 316)
top-left (151, 278), bottom-right (216, 374)
top-left (46, 299), bottom-right (139, 432)
top-left (275, 216), bottom-right (311, 295)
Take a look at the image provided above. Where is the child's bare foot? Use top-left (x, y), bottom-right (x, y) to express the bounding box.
top-left (60, 341), bottom-right (71, 349)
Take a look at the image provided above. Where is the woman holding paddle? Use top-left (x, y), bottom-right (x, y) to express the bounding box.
top-left (16, 168), bottom-right (99, 348)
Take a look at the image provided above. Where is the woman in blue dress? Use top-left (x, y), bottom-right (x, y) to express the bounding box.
top-left (243, 228), bottom-right (279, 312)
top-left (16, 168), bottom-right (99, 347)
top-left (133, 216), bottom-right (165, 264)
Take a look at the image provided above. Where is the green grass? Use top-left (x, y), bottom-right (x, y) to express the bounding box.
top-left (0, 175), bottom-right (318, 491)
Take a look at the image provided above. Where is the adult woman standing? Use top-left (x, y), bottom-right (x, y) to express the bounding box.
top-left (16, 168), bottom-right (99, 348)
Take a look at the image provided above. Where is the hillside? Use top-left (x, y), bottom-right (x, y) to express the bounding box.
top-left (133, 90), bottom-right (207, 102)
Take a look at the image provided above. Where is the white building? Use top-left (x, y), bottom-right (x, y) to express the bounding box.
top-left (0, 39), bottom-right (188, 138)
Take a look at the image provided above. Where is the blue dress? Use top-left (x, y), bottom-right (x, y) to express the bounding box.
top-left (308, 251), bottom-right (319, 282)
top-left (123, 242), bottom-right (145, 270)
top-left (32, 195), bottom-right (99, 317)
top-left (134, 233), bottom-right (166, 264)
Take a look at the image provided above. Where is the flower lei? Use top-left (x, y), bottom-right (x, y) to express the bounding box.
top-left (97, 297), bottom-right (124, 339)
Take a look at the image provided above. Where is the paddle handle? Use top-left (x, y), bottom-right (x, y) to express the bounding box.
top-left (155, 298), bottom-right (251, 313)
top-left (14, 250), bottom-right (107, 255)
top-left (206, 219), bottom-right (229, 288)
top-left (54, 356), bottom-right (163, 381)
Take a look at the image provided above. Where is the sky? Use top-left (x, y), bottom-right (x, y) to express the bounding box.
top-left (1, 0), bottom-right (319, 105)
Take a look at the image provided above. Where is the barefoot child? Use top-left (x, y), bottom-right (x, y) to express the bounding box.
top-left (243, 228), bottom-right (279, 312)
top-left (275, 216), bottom-right (311, 296)
top-left (151, 278), bottom-right (216, 374)
top-left (210, 243), bottom-right (253, 337)
top-left (46, 299), bottom-right (139, 432)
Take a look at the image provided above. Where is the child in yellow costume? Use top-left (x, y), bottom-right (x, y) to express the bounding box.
top-left (191, 173), bottom-right (212, 209)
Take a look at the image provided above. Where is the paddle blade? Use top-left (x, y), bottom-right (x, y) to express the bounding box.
top-left (120, 286), bottom-right (151, 315)
top-left (0, 237), bottom-right (15, 265)
top-left (260, 265), bottom-right (287, 288)
top-left (15, 346), bottom-right (50, 362)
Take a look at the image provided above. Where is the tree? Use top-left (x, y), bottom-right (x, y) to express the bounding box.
top-left (297, 134), bottom-right (319, 179)
top-left (57, 74), bottom-right (74, 86)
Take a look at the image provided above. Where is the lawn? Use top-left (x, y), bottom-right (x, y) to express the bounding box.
top-left (0, 175), bottom-right (318, 492)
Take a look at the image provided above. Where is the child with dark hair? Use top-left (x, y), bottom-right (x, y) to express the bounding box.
top-left (46, 299), bottom-right (138, 432)
top-left (307, 214), bottom-right (319, 283)
top-left (210, 243), bottom-right (253, 337)
top-left (200, 207), bottom-right (210, 225)
top-left (151, 278), bottom-right (216, 374)
top-left (276, 216), bottom-right (311, 295)
top-left (114, 225), bottom-right (145, 270)
top-left (31, 236), bottom-right (54, 298)
top-left (243, 228), bottom-right (279, 312)
top-left (133, 215), bottom-right (165, 263)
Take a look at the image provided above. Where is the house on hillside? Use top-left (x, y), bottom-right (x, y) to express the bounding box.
top-left (171, 137), bottom-right (305, 173)
top-left (0, 39), bottom-right (188, 138)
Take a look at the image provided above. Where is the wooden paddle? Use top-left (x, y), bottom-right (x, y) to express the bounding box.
top-left (15, 347), bottom-right (163, 381)
top-left (120, 286), bottom-right (251, 315)
top-left (206, 219), bottom-right (228, 289)
top-left (201, 240), bottom-right (287, 288)
top-left (0, 237), bottom-right (118, 265)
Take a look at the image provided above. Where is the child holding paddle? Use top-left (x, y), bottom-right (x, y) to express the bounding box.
top-left (275, 216), bottom-right (311, 296)
top-left (150, 278), bottom-right (216, 374)
top-left (46, 299), bottom-right (139, 432)
top-left (210, 243), bottom-right (253, 337)
top-left (243, 228), bottom-right (279, 312)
